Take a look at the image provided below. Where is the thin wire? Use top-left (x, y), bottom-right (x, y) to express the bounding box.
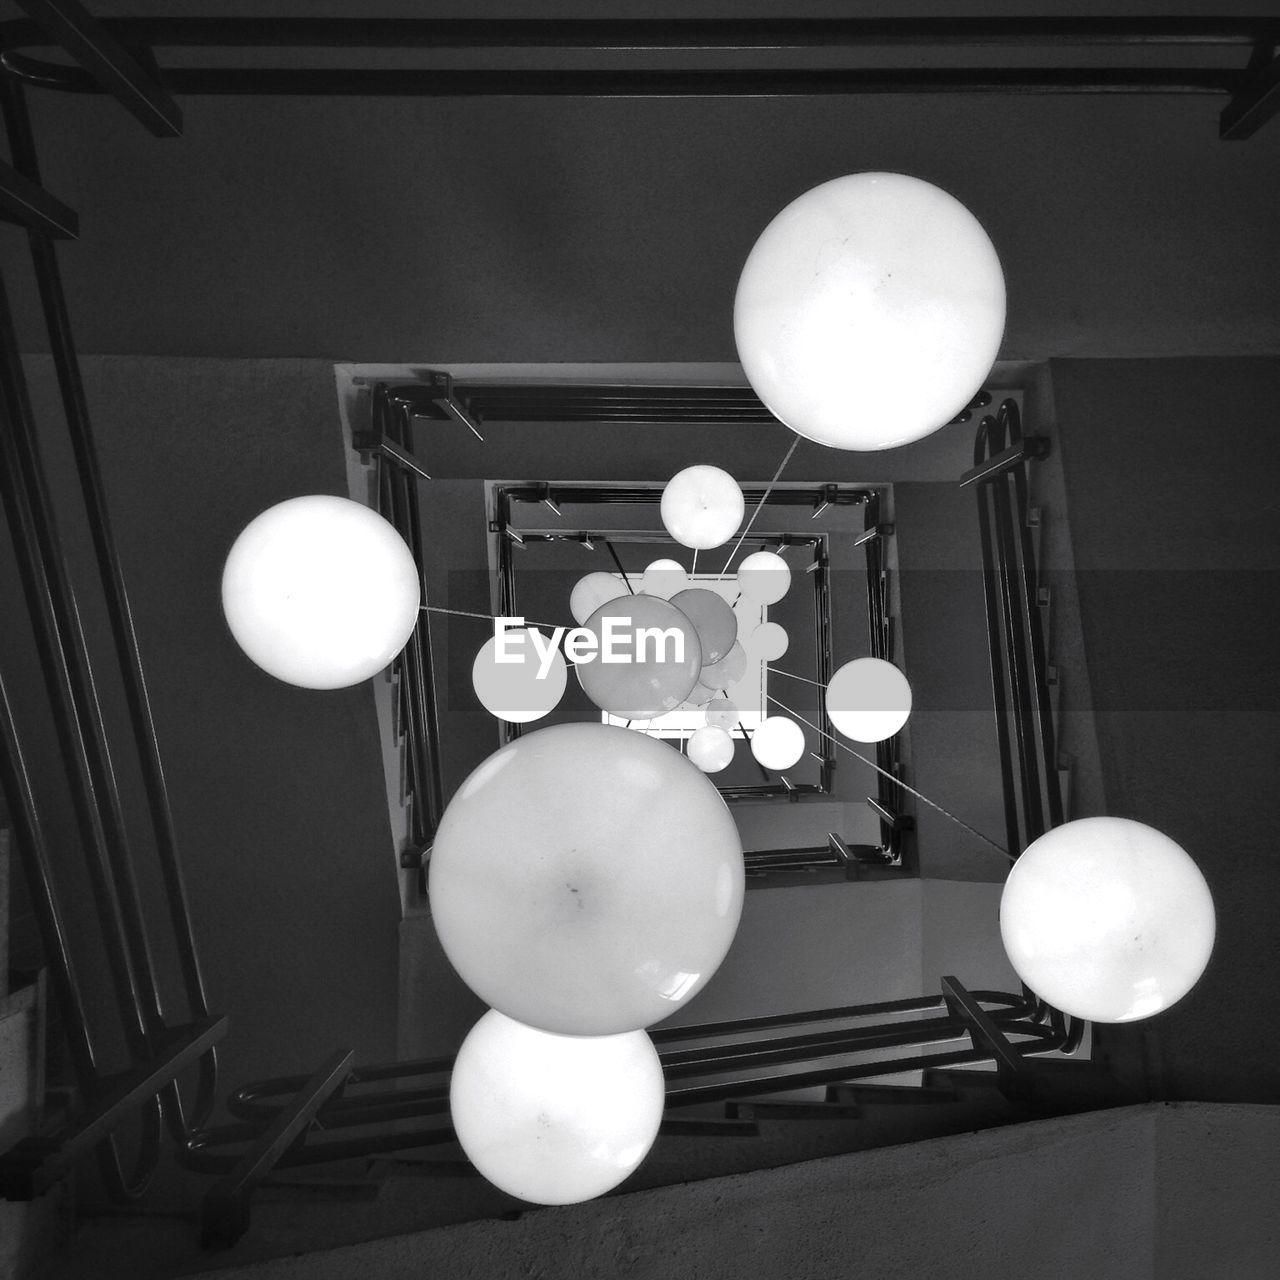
top-left (767, 693), bottom-right (1013, 861)
top-left (421, 605), bottom-right (563, 631)
top-left (603, 539), bottom-right (635, 593)
top-left (691, 549), bottom-right (698, 577)
top-left (721, 435), bottom-right (800, 575)
top-left (770, 668), bottom-right (825, 690)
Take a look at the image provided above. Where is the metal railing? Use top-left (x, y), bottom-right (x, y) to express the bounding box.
top-left (961, 399), bottom-right (1063, 857)
top-left (178, 975), bottom-right (1089, 1247)
top-left (0, 69), bottom-right (224, 1203)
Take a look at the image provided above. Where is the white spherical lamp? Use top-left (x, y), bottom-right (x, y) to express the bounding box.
top-left (687, 725), bottom-right (735, 773)
top-left (705, 697), bottom-right (739, 730)
top-left (826, 657), bottom-right (912, 743)
top-left (428, 723), bottom-right (745, 1035)
top-left (640, 558), bottom-right (690, 600)
top-left (736, 551), bottom-right (790, 605)
top-left (747, 622), bottom-right (789, 662)
top-left (221, 495), bottom-right (419, 689)
top-left (699, 641), bottom-right (747, 693)
top-left (570, 571), bottom-right (626, 625)
top-left (1000, 817), bottom-right (1215, 1023)
top-left (450, 1011), bottom-right (664, 1205)
top-left (660, 465), bottom-right (745, 550)
top-left (750, 716), bottom-right (805, 771)
top-left (735, 172), bottom-right (1005, 451)
top-left (471, 629), bottom-right (567, 724)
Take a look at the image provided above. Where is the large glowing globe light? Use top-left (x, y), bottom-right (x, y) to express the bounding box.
top-left (429, 723), bottom-right (745, 1034)
top-left (451, 1011), bottom-right (664, 1205)
top-left (221, 495), bottom-right (419, 689)
top-left (1000, 817), bottom-right (1215, 1023)
top-left (734, 172), bottom-right (1005, 451)
top-left (660, 465), bottom-right (745, 550)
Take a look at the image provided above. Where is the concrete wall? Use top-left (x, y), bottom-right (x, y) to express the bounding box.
top-left (4, 2), bottom-right (1279, 365)
top-left (1051, 357), bottom-right (1280, 1103)
top-left (200, 1104), bottom-right (1280, 1280)
top-left (0, 356), bottom-right (402, 1091)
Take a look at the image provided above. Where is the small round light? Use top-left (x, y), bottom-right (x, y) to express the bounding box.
top-left (660, 466), bottom-right (745, 550)
top-left (734, 172), bottom-right (1005, 451)
top-left (680, 683), bottom-right (716, 709)
top-left (669, 588), bottom-right (738, 665)
top-left (736, 551), bottom-right (790, 605)
top-left (705, 697), bottom-right (738, 730)
top-left (1000, 817), bottom-right (1215, 1023)
top-left (699, 641), bottom-right (747, 692)
top-left (221, 495), bottom-right (419, 689)
top-left (640, 559), bottom-right (690, 600)
top-left (450, 1011), bottom-right (664, 1205)
top-left (687, 726), bottom-right (735, 774)
top-left (471, 628), bottom-right (567, 724)
top-left (826, 657), bottom-right (912, 743)
top-left (428, 723), bottom-right (745, 1034)
top-left (747, 622), bottom-right (789, 661)
top-left (570, 571), bottom-right (626, 625)
top-left (750, 715), bottom-right (805, 770)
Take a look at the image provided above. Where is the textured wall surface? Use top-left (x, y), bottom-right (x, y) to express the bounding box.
top-left (1, 355), bottom-right (402, 1091)
top-left (202, 1106), bottom-right (1161, 1280)
top-left (1051, 357), bottom-right (1280, 1102)
top-left (2, 3), bottom-right (1278, 365)
top-left (195, 1104), bottom-right (1280, 1280)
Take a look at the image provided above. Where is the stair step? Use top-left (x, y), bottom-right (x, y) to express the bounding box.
top-left (659, 1116), bottom-right (759, 1138)
top-left (727, 1100), bottom-right (862, 1122)
top-left (925, 1061), bottom-right (1139, 1110)
top-left (0, 970), bottom-right (45, 1154)
top-left (826, 1081), bottom-right (956, 1106)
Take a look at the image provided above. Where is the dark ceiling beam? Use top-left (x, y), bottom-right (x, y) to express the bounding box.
top-left (10, 66), bottom-right (1238, 100)
top-left (1, 13), bottom-right (1273, 136)
top-left (0, 157), bottom-right (77, 238)
top-left (2, 16), bottom-right (1277, 52)
top-left (10, 0), bottom-right (181, 137)
top-left (1219, 44), bottom-right (1280, 138)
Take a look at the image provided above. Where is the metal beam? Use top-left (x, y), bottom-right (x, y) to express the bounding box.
top-left (1220, 45), bottom-right (1280, 138)
top-left (201, 1049), bottom-right (353, 1249)
top-left (0, 64), bottom-right (1240, 100)
top-left (1, 16), bottom-right (1274, 52)
top-left (12, 0), bottom-right (181, 136)
top-left (940, 975), bottom-right (1026, 1078)
top-left (0, 158), bottom-right (76, 238)
top-left (0, 1016), bottom-right (228, 1198)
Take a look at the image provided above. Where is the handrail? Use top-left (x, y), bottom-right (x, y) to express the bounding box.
top-left (967, 400), bottom-right (1083, 1056)
top-left (175, 976), bottom-right (1094, 1244)
top-left (363, 385), bottom-right (446, 881)
top-left (969, 399), bottom-right (1063, 856)
top-left (0, 72), bottom-right (219, 1204)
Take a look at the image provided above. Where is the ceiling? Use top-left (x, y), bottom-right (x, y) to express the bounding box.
top-left (1, 1), bottom-right (1277, 364)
